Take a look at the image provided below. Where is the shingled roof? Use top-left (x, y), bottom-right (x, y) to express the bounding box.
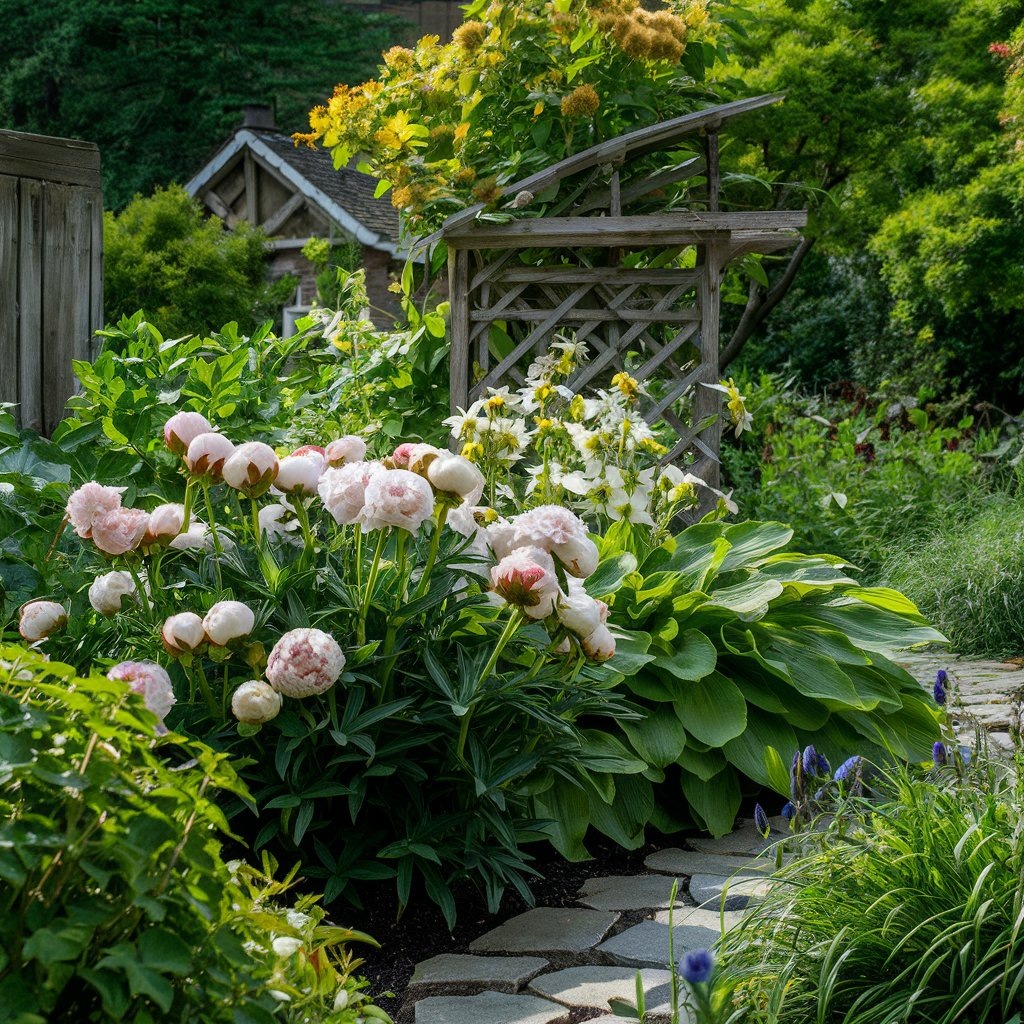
top-left (186, 126), bottom-right (402, 256)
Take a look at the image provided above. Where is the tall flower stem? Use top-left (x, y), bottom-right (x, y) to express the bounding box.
top-left (456, 609), bottom-right (523, 762)
top-left (289, 494), bottom-right (315, 570)
top-left (182, 477), bottom-right (196, 531)
top-left (415, 505), bottom-right (449, 601)
top-left (202, 484), bottom-right (223, 590)
top-left (125, 560), bottom-right (151, 620)
top-left (251, 498), bottom-right (262, 547)
top-left (193, 661), bottom-right (217, 718)
top-left (357, 528), bottom-right (388, 647)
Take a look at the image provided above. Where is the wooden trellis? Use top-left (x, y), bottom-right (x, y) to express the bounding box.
top-left (429, 95), bottom-right (806, 488)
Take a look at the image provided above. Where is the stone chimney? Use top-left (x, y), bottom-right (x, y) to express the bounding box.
top-left (242, 104), bottom-right (276, 130)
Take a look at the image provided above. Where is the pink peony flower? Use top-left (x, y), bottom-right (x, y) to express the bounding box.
top-left (406, 443), bottom-right (445, 477)
top-left (324, 436), bottom-right (367, 467)
top-left (231, 680), bottom-right (283, 724)
top-left (581, 624), bottom-right (616, 662)
top-left (89, 570), bottom-right (137, 616)
top-left (91, 508), bottom-right (150, 556)
top-left (266, 628), bottom-right (346, 698)
top-left (427, 454), bottom-right (485, 503)
top-left (67, 481), bottom-right (123, 539)
top-left (222, 442), bottom-right (279, 497)
top-left (359, 469), bottom-right (436, 533)
top-left (318, 461), bottom-right (386, 526)
top-left (202, 601), bottom-right (255, 646)
top-left (490, 546), bottom-right (560, 619)
top-left (291, 444), bottom-right (326, 459)
top-left (161, 612), bottom-right (206, 655)
top-left (389, 442), bottom-right (417, 468)
top-left (19, 600), bottom-right (67, 641)
top-left (186, 432), bottom-right (235, 479)
top-left (275, 452), bottom-right (324, 495)
top-left (108, 661), bottom-right (176, 725)
top-left (144, 503), bottom-right (186, 545)
top-left (508, 505), bottom-right (598, 578)
top-left (164, 411), bottom-right (212, 455)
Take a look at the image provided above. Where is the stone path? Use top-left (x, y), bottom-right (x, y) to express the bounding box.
top-left (404, 817), bottom-right (786, 1024)
top-left (403, 653), bottom-right (1024, 1023)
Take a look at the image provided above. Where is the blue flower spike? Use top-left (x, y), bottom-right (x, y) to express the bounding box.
top-left (933, 670), bottom-right (948, 706)
top-left (781, 801), bottom-right (796, 820)
top-left (801, 744), bottom-right (819, 777)
top-left (933, 741), bottom-right (947, 767)
top-left (679, 948), bottom-right (714, 985)
top-left (754, 803), bottom-right (770, 839)
top-left (833, 755), bottom-right (861, 782)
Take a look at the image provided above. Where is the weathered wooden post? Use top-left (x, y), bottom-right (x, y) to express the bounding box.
top-left (0, 130), bottom-right (103, 435)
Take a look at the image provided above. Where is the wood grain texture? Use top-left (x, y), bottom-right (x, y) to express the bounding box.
top-left (0, 131), bottom-right (101, 187)
top-left (18, 179), bottom-right (43, 433)
top-left (0, 176), bottom-right (18, 407)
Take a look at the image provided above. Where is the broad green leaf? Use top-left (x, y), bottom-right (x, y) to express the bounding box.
top-left (579, 730), bottom-right (648, 774)
top-left (719, 521), bottom-right (794, 572)
top-left (620, 705), bottom-right (688, 767)
top-left (676, 744), bottom-right (727, 781)
top-left (705, 576), bottom-right (784, 618)
top-left (604, 632), bottom-right (655, 676)
top-left (534, 779), bottom-right (590, 861)
top-left (139, 928), bottom-right (192, 974)
top-left (652, 629), bottom-right (717, 681)
top-left (763, 745), bottom-right (792, 795)
top-left (673, 671), bottom-right (747, 747)
top-left (723, 710), bottom-right (798, 790)
top-left (585, 552), bottom-right (638, 597)
top-left (586, 773), bottom-right (653, 849)
top-left (681, 767), bottom-right (741, 837)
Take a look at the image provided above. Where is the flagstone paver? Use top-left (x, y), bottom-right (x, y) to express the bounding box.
top-left (529, 965), bottom-right (674, 1012)
top-left (652, 906), bottom-right (746, 930)
top-left (408, 954), bottom-right (549, 993)
top-left (645, 848), bottom-right (772, 877)
top-left (576, 874), bottom-right (687, 911)
top-left (469, 907), bottom-right (620, 956)
top-left (688, 873), bottom-right (774, 911)
top-left (597, 919), bottom-right (722, 970)
top-left (414, 991), bottom-right (568, 1024)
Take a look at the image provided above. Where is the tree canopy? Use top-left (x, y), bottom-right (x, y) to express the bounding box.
top-left (0, 0), bottom-right (405, 208)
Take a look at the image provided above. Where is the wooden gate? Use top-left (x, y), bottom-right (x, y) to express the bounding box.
top-left (0, 131), bottom-right (103, 435)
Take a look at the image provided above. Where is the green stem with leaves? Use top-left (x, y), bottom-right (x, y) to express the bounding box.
top-left (415, 505), bottom-right (449, 601)
top-left (357, 528), bottom-right (388, 647)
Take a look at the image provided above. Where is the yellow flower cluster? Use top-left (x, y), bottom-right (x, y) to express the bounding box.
top-left (561, 83), bottom-right (600, 119)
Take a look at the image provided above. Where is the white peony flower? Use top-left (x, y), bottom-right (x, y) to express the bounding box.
top-left (222, 442), bottom-right (279, 497)
top-left (259, 503), bottom-right (301, 540)
top-left (324, 436), bottom-right (367, 467)
top-left (557, 578), bottom-right (604, 636)
top-left (359, 469), bottom-right (436, 533)
top-left (19, 600), bottom-right (67, 641)
top-left (144, 503), bottom-right (186, 545)
top-left (161, 612), bottom-right (206, 655)
top-left (266, 627), bottom-right (346, 698)
top-left (203, 601), bottom-right (256, 646)
top-left (318, 461), bottom-right (386, 526)
top-left (274, 452), bottom-right (324, 495)
top-left (506, 505), bottom-right (599, 578)
top-left (108, 661), bottom-right (176, 725)
top-left (490, 546), bottom-right (560, 620)
top-left (91, 508), bottom-right (150, 556)
top-left (427, 454), bottom-right (485, 504)
top-left (405, 443), bottom-right (445, 477)
top-left (271, 936), bottom-right (303, 958)
top-left (66, 481), bottom-right (124, 539)
top-left (89, 570), bottom-right (137, 617)
top-left (186, 432), bottom-right (235, 479)
top-left (164, 411), bottom-right (212, 455)
top-left (231, 680), bottom-right (283, 724)
top-left (581, 624), bottom-right (616, 661)
top-left (168, 521), bottom-right (214, 550)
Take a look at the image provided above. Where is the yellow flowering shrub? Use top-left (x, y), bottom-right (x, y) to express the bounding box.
top-left (295, 0), bottom-right (715, 233)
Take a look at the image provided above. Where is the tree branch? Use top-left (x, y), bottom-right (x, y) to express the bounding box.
top-left (720, 236), bottom-right (816, 370)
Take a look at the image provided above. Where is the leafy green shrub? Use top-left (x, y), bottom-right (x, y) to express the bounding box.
top-left (0, 646), bottom-right (386, 1023)
top-left (722, 372), bottom-right (988, 576)
top-left (882, 490), bottom-right (1024, 658)
top-left (104, 186), bottom-right (297, 337)
top-left (536, 519), bottom-right (942, 847)
top-left (715, 752), bottom-right (1024, 1023)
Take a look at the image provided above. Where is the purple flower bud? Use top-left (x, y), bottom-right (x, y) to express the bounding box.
top-left (753, 803), bottom-right (770, 838)
top-left (834, 755), bottom-right (862, 782)
top-left (933, 670), bottom-right (948, 706)
top-left (932, 741), bottom-right (947, 766)
top-left (679, 948), bottom-right (714, 985)
top-left (802, 744), bottom-right (829, 778)
top-left (781, 801), bottom-right (796, 820)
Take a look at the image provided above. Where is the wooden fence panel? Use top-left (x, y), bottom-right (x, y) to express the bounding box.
top-left (0, 175), bottom-right (17, 409)
top-left (17, 179), bottom-right (44, 434)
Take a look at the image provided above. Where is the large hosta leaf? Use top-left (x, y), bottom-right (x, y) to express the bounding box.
top-left (621, 705), bottom-right (688, 767)
top-left (586, 773), bottom-right (654, 850)
top-left (673, 671), bottom-right (747, 747)
top-left (533, 780), bottom-right (590, 861)
top-left (723, 709), bottom-right (798, 791)
top-left (681, 766), bottom-right (742, 837)
top-left (651, 629), bottom-right (717, 681)
top-left (718, 521), bottom-right (794, 573)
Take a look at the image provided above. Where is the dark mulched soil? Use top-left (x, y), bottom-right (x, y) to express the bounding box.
top-left (348, 833), bottom-right (686, 1020)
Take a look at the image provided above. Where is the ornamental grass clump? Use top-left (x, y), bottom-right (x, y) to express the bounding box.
top-left (714, 751), bottom-right (1024, 1024)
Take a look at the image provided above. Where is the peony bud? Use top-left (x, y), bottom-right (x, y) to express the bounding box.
top-left (164, 411), bottom-right (213, 455)
top-left (557, 579), bottom-right (603, 636)
top-left (107, 661), bottom-right (176, 726)
top-left (552, 533), bottom-right (600, 579)
top-left (291, 444), bottom-right (326, 460)
top-left (203, 600), bottom-right (256, 646)
top-left (186, 432), bottom-right (235, 479)
top-left (266, 627), bottom-right (346, 698)
top-left (19, 600), bottom-right (67, 641)
top-left (427, 454), bottom-right (485, 503)
top-left (231, 680), bottom-right (283, 724)
top-left (490, 547), bottom-right (560, 619)
top-left (144, 503), bottom-right (186, 545)
top-left (161, 612), bottom-right (206, 656)
top-left (91, 507), bottom-right (150, 556)
top-left (89, 570), bottom-right (138, 617)
top-left (275, 452), bottom-right (324, 495)
top-left (389, 442), bottom-right (417, 468)
top-left (222, 442), bottom-right (279, 498)
top-left (405, 443), bottom-right (445, 478)
top-left (324, 436), bottom-right (367, 468)
top-left (66, 481), bottom-right (124, 539)
top-left (581, 624), bottom-right (616, 661)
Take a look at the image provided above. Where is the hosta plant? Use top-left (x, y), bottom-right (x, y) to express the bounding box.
top-left (0, 646), bottom-right (386, 1024)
